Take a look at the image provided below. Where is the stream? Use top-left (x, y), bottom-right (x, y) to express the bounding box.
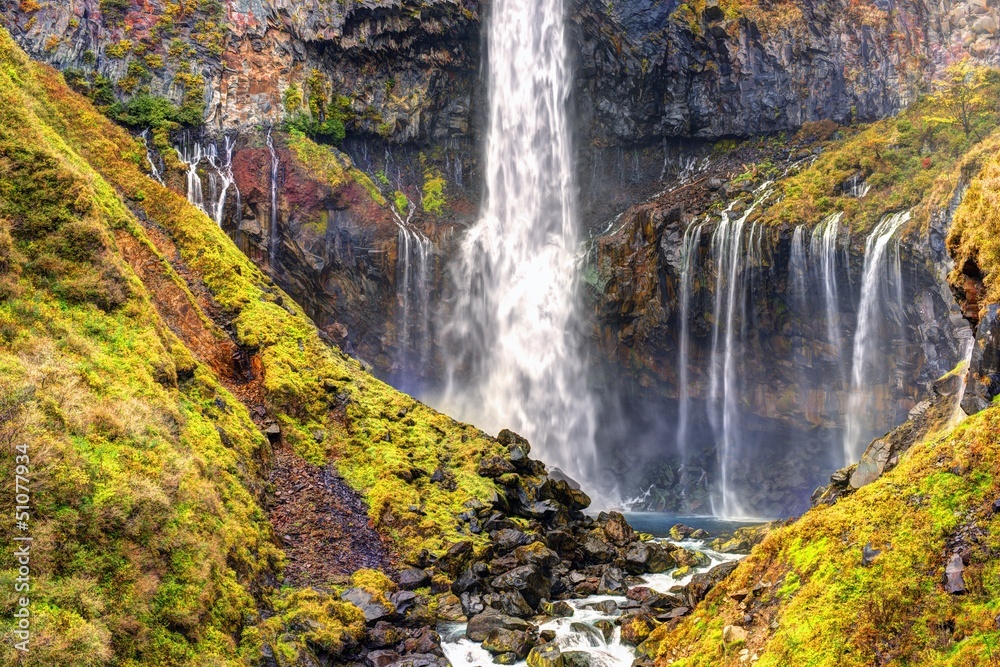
top-left (440, 517), bottom-right (746, 667)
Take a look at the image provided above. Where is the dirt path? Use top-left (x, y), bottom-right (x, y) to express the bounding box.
top-left (268, 446), bottom-right (396, 586)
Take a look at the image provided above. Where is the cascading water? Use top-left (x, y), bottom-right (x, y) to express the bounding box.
top-left (175, 139), bottom-right (205, 211)
top-left (441, 0), bottom-right (597, 486)
top-left (140, 129), bottom-right (164, 185)
top-left (396, 224), bottom-right (434, 378)
top-left (811, 212), bottom-right (846, 383)
top-left (209, 134), bottom-right (239, 227)
top-left (843, 212), bottom-right (911, 462)
top-left (266, 128), bottom-right (280, 273)
top-left (789, 225), bottom-right (808, 310)
top-left (675, 221), bottom-right (704, 462)
top-left (707, 188), bottom-right (771, 518)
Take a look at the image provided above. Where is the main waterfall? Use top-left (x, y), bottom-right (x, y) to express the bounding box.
top-left (441, 0), bottom-right (598, 486)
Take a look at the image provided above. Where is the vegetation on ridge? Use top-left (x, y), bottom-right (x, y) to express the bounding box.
top-left (0, 25), bottom-right (503, 665)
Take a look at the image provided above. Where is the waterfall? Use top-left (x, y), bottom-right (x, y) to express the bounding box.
top-left (266, 128), bottom-right (280, 273)
top-left (810, 212), bottom-right (846, 381)
top-left (441, 0), bottom-right (597, 486)
top-left (140, 129), bottom-right (164, 185)
top-left (707, 188), bottom-right (771, 518)
top-left (396, 224), bottom-right (434, 383)
top-left (207, 135), bottom-right (239, 226)
top-left (843, 212), bottom-right (910, 463)
top-left (789, 225), bottom-right (808, 310)
top-left (675, 221), bottom-right (704, 462)
top-left (175, 138), bottom-right (205, 211)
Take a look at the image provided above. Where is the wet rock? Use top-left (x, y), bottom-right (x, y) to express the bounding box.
top-left (398, 568), bottom-right (431, 591)
top-left (451, 569), bottom-right (485, 596)
top-left (515, 542), bottom-right (561, 569)
top-left (593, 619), bottom-right (615, 642)
top-left (627, 587), bottom-right (682, 610)
top-left (583, 600), bottom-right (619, 615)
top-left (527, 644), bottom-right (563, 667)
top-left (494, 528), bottom-right (537, 552)
top-left (620, 613), bottom-right (658, 646)
top-left (436, 541), bottom-right (474, 576)
top-left (460, 592), bottom-right (486, 617)
top-left (479, 456), bottom-right (517, 478)
top-left (671, 548), bottom-right (710, 568)
top-left (597, 567), bottom-right (627, 595)
top-left (669, 524), bottom-right (696, 541)
top-left (561, 651), bottom-right (592, 667)
top-left (540, 600), bottom-right (575, 617)
top-left (482, 629), bottom-right (533, 658)
top-left (342, 588), bottom-right (395, 623)
top-left (603, 512), bottom-right (635, 546)
top-left (492, 565), bottom-right (550, 609)
top-left (494, 653), bottom-right (519, 665)
top-left (567, 622), bottom-right (605, 648)
top-left (581, 532), bottom-right (616, 563)
top-left (485, 590), bottom-right (535, 618)
top-left (945, 553), bottom-right (967, 594)
top-left (402, 627), bottom-right (445, 656)
top-left (466, 611), bottom-right (535, 642)
top-left (436, 594), bottom-right (466, 622)
top-left (963, 304), bottom-right (1000, 415)
top-left (385, 653), bottom-right (449, 667)
top-left (369, 621), bottom-right (405, 648)
top-left (367, 650), bottom-right (401, 667)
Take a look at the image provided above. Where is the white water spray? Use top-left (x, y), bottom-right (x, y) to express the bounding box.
top-left (441, 0), bottom-right (597, 486)
top-left (843, 212), bottom-right (910, 463)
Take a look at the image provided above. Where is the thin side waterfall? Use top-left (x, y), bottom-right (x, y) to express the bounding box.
top-left (811, 212), bottom-right (846, 381)
top-left (675, 221), bottom-right (704, 462)
top-left (396, 225), bottom-right (434, 374)
top-left (708, 187), bottom-right (771, 518)
top-left (175, 139), bottom-right (205, 211)
top-left (789, 225), bottom-right (808, 310)
top-left (441, 0), bottom-right (597, 486)
top-left (210, 134), bottom-right (239, 226)
top-left (843, 211), bottom-right (911, 463)
top-left (140, 129), bottom-right (164, 185)
top-left (266, 128), bottom-right (280, 273)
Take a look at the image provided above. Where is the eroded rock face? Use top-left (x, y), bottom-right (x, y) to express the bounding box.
top-left (962, 304), bottom-right (1000, 415)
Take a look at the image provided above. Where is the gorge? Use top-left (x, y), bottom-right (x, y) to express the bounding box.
top-left (3, 0), bottom-right (1000, 665)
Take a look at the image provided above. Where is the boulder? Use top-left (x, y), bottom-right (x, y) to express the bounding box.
top-left (398, 568), bottom-right (431, 591)
top-left (479, 456), bottom-right (517, 478)
top-left (482, 629), bottom-right (533, 658)
top-left (597, 567), bottom-right (627, 595)
top-left (341, 588), bottom-right (395, 623)
top-left (722, 625), bottom-right (748, 645)
top-left (436, 541), bottom-right (475, 576)
top-left (451, 568), bottom-right (484, 596)
top-left (593, 619), bottom-right (615, 642)
top-left (494, 653), bottom-right (519, 665)
top-left (492, 565), bottom-right (550, 608)
top-left (540, 600), bottom-right (575, 617)
top-left (671, 548), bottom-right (710, 569)
top-left (620, 613), bottom-right (658, 646)
top-left (945, 553), bottom-right (967, 594)
top-left (515, 542), bottom-right (561, 569)
top-left (466, 611), bottom-right (535, 642)
top-left (485, 590), bottom-right (535, 618)
top-left (367, 650), bottom-right (401, 667)
top-left (669, 524), bottom-right (695, 541)
top-left (581, 532), bottom-right (616, 563)
top-left (603, 512), bottom-right (635, 546)
top-left (435, 594), bottom-right (466, 622)
top-left (494, 528), bottom-right (537, 552)
top-left (369, 621), bottom-right (405, 647)
top-left (527, 645), bottom-right (563, 667)
top-left (561, 651), bottom-right (592, 667)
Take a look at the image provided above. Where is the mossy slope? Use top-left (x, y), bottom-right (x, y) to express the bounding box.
top-left (0, 25), bottom-right (502, 666)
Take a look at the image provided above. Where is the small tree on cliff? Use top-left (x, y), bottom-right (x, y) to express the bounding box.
top-left (929, 59), bottom-right (998, 140)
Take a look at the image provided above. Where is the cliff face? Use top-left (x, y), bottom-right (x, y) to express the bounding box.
top-left (572, 0), bottom-right (1000, 145)
top-left (4, 0), bottom-right (998, 150)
